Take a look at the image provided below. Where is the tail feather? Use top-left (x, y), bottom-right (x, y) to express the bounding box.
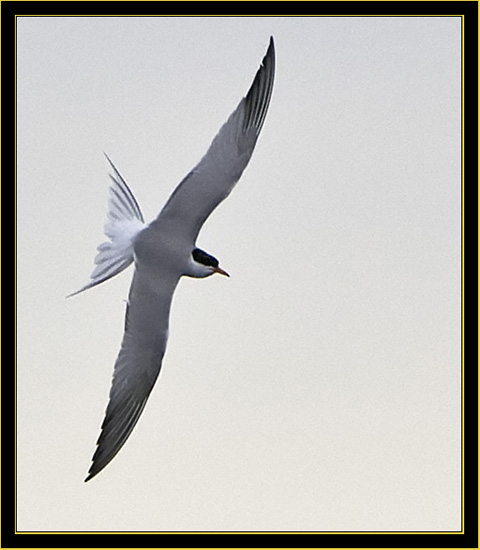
top-left (68, 156), bottom-right (145, 298)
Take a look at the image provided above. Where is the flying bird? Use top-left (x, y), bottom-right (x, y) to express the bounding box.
top-left (71, 37), bottom-right (275, 481)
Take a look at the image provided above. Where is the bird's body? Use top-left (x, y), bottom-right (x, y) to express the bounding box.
top-left (73, 38), bottom-right (275, 481)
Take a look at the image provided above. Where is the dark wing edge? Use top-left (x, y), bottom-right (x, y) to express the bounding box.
top-left (85, 390), bottom-right (150, 482)
top-left (84, 336), bottom-right (162, 481)
top-left (154, 37), bottom-right (275, 241)
top-left (242, 36), bottom-right (275, 138)
top-left (84, 268), bottom-right (177, 482)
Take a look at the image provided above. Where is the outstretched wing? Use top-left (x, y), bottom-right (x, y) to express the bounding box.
top-left (155, 37), bottom-right (275, 242)
top-left (85, 266), bottom-right (180, 481)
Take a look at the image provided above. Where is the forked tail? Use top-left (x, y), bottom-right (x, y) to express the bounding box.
top-left (68, 155), bottom-right (145, 297)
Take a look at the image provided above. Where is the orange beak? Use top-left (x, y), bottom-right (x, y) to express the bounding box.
top-left (213, 266), bottom-right (230, 277)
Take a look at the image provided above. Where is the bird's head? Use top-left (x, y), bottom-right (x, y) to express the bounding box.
top-left (184, 248), bottom-right (230, 279)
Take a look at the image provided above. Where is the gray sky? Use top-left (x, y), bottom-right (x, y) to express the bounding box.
top-left (17, 16), bottom-right (461, 532)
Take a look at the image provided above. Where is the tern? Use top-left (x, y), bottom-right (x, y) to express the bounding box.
top-left (71, 37), bottom-right (275, 481)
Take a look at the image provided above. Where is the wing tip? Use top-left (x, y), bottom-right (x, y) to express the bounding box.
top-left (266, 35), bottom-right (275, 63)
top-left (84, 460), bottom-right (104, 482)
top-left (241, 35), bottom-right (275, 135)
top-left (84, 449), bottom-right (108, 482)
top-left (269, 35), bottom-right (275, 51)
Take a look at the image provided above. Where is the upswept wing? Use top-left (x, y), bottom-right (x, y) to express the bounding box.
top-left (155, 37), bottom-right (275, 242)
top-left (85, 266), bottom-right (179, 481)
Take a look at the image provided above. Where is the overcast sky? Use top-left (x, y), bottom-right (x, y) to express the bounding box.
top-left (17, 16), bottom-right (461, 532)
